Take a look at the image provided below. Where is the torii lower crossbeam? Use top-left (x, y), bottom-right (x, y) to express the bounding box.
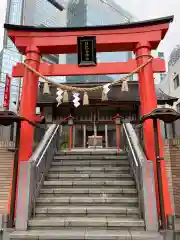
top-left (12, 59), bottom-right (165, 77)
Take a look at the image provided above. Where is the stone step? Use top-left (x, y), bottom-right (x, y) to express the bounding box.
top-left (0, 195), bottom-right (9, 200)
top-left (40, 187), bottom-right (137, 197)
top-left (49, 166), bottom-right (130, 173)
top-left (51, 160), bottom-right (129, 166)
top-left (54, 155), bottom-right (128, 160)
top-left (0, 169), bottom-right (13, 173)
top-left (0, 191), bottom-right (9, 195)
top-left (47, 172), bottom-right (133, 180)
top-left (36, 196), bottom-right (138, 206)
top-left (35, 206), bottom-right (140, 217)
top-left (0, 172), bottom-right (13, 176)
top-left (28, 217), bottom-right (145, 230)
top-left (43, 179), bottom-right (135, 187)
top-left (0, 178), bottom-right (12, 182)
top-left (10, 229), bottom-right (162, 240)
top-left (56, 151), bottom-right (127, 156)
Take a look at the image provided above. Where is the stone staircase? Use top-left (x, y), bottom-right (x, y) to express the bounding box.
top-left (0, 147), bottom-right (14, 215)
top-left (11, 151), bottom-right (162, 239)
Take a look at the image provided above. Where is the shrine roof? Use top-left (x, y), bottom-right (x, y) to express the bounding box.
top-left (0, 111), bottom-right (44, 127)
top-left (4, 16), bottom-right (173, 33)
top-left (37, 81), bottom-right (178, 106)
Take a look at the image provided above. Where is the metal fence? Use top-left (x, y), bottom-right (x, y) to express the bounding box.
top-left (0, 122), bottom-right (46, 150)
top-left (0, 124), bottom-right (15, 148)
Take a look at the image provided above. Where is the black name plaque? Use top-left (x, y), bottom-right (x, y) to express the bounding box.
top-left (77, 36), bottom-right (97, 66)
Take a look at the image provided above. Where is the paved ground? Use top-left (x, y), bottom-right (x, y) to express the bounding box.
top-left (174, 218), bottom-right (180, 231)
top-left (161, 231), bottom-right (179, 240)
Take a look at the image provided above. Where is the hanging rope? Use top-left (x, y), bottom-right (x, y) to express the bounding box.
top-left (23, 56), bottom-right (153, 93)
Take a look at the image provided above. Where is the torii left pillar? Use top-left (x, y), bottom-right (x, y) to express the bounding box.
top-left (18, 46), bottom-right (40, 162)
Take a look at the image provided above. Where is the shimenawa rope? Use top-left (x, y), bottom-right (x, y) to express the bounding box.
top-left (23, 56), bottom-right (153, 93)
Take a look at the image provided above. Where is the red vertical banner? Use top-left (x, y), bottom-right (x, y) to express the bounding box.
top-left (3, 74), bottom-right (11, 110)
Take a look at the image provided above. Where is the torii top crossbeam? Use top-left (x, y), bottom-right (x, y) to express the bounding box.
top-left (5, 16), bottom-right (173, 77)
top-left (5, 15), bottom-right (173, 54)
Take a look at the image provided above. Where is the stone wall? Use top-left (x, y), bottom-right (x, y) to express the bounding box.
top-left (164, 138), bottom-right (180, 217)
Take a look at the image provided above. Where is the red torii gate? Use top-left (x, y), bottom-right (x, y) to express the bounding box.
top-left (5, 16), bottom-right (173, 220)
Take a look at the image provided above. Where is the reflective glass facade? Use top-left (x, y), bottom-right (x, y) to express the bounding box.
top-left (0, 0), bottom-right (136, 108)
top-left (0, 0), bottom-right (67, 110)
top-left (0, 0), bottom-right (24, 110)
top-left (23, 0), bottom-right (67, 69)
top-left (5, 0), bottom-right (24, 49)
top-left (66, 0), bottom-right (135, 83)
top-left (0, 49), bottom-right (21, 103)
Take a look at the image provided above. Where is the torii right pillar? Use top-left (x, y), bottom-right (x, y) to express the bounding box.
top-left (135, 41), bottom-right (172, 221)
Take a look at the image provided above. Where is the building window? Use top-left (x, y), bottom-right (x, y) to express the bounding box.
top-left (160, 73), bottom-right (166, 82)
top-left (164, 123), bottom-right (168, 139)
top-left (172, 122), bottom-right (176, 138)
top-left (177, 103), bottom-right (180, 113)
top-left (158, 52), bottom-right (164, 59)
top-left (174, 74), bottom-right (180, 89)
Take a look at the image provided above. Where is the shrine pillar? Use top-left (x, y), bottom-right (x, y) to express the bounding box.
top-left (18, 46), bottom-right (41, 161)
top-left (135, 41), bottom-right (173, 219)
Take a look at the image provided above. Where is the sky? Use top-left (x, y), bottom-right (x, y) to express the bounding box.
top-left (115, 0), bottom-right (180, 60)
top-left (0, 0), bottom-right (6, 50)
top-left (0, 0), bottom-right (179, 62)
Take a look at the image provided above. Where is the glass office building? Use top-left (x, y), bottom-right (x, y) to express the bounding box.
top-left (0, 0), bottom-right (23, 108)
top-left (0, 0), bottom-right (67, 111)
top-left (0, 0), bottom-right (136, 108)
top-left (66, 0), bottom-right (136, 83)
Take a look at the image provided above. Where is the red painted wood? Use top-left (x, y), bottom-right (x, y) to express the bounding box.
top-left (14, 32), bottom-right (162, 54)
top-left (69, 125), bottom-right (73, 152)
top-left (18, 47), bottom-right (41, 162)
top-left (135, 41), bottom-right (172, 217)
top-left (12, 58), bottom-right (165, 77)
top-left (7, 22), bottom-right (169, 54)
top-left (116, 124), bottom-right (121, 152)
top-left (8, 22), bottom-right (168, 37)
